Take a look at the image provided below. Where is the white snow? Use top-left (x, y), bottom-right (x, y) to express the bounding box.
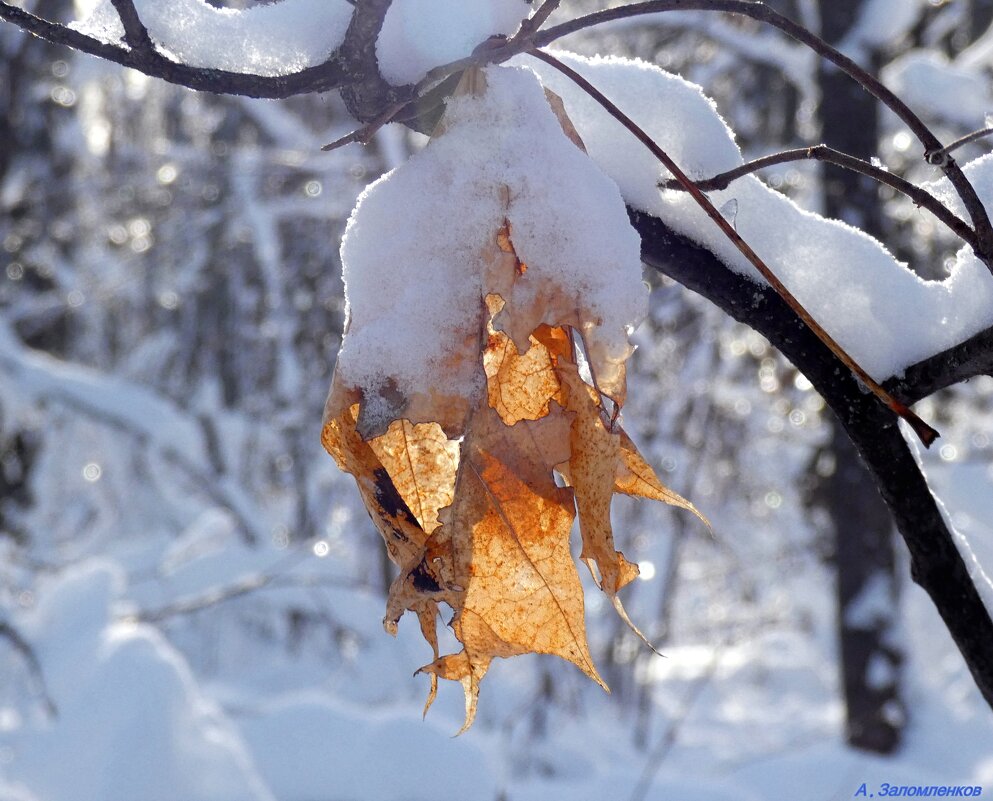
top-left (883, 50), bottom-right (992, 128)
top-left (337, 65), bottom-right (646, 429)
top-left (844, 573), bottom-right (895, 630)
top-left (376, 0), bottom-right (530, 85)
top-left (521, 51), bottom-right (993, 380)
top-left (2, 562), bottom-right (274, 801)
top-left (72, 0), bottom-right (352, 76)
top-left (840, 0), bottom-right (926, 60)
top-left (239, 693), bottom-right (498, 801)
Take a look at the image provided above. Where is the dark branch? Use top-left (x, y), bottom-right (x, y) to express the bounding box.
top-left (0, 1), bottom-right (349, 98)
top-left (662, 144), bottom-right (978, 248)
top-left (630, 207), bottom-right (993, 713)
top-left (337, 0), bottom-right (411, 123)
top-left (511, 0), bottom-right (562, 43)
top-left (886, 325), bottom-right (993, 405)
top-left (536, 0), bottom-right (993, 270)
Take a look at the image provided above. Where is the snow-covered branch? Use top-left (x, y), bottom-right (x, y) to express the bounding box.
top-left (537, 0), bottom-right (993, 267)
top-left (631, 208), bottom-right (993, 711)
top-left (0, 0), bottom-right (352, 98)
top-left (0, 322), bottom-right (268, 544)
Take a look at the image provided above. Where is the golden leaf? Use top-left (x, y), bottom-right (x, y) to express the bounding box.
top-left (559, 364), bottom-right (640, 596)
top-left (483, 314), bottom-right (571, 426)
top-left (321, 72), bottom-right (706, 731)
top-left (321, 384), bottom-right (428, 571)
top-left (367, 418), bottom-right (459, 535)
top-left (420, 404), bottom-right (605, 731)
top-left (616, 431), bottom-right (710, 530)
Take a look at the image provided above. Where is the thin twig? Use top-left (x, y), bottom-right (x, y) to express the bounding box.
top-left (534, 0), bottom-right (993, 271)
top-left (511, 0), bottom-right (562, 43)
top-left (138, 573), bottom-right (365, 622)
top-left (322, 68), bottom-right (467, 150)
top-left (928, 126), bottom-right (993, 165)
top-left (661, 145), bottom-right (977, 246)
top-left (321, 98), bottom-right (410, 151)
top-left (108, 0), bottom-right (154, 53)
top-left (531, 48), bottom-right (939, 446)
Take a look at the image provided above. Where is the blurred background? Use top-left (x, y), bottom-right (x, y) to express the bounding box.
top-left (2, 1), bottom-right (993, 799)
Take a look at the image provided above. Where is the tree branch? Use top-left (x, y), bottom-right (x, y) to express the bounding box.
top-left (137, 573), bottom-right (365, 622)
top-left (630, 207), bottom-right (993, 713)
top-left (337, 0), bottom-right (411, 123)
top-left (885, 325), bottom-right (993, 405)
top-left (928, 126), bottom-right (993, 164)
top-left (536, 0), bottom-right (993, 271)
top-left (0, 1), bottom-right (349, 98)
top-left (661, 144), bottom-right (978, 248)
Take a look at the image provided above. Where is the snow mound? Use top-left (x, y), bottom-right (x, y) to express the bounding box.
top-left (2, 562), bottom-right (273, 801)
top-left (377, 0), bottom-right (530, 85)
top-left (240, 693), bottom-right (497, 800)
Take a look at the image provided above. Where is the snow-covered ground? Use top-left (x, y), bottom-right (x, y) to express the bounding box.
top-left (1, 487), bottom-right (992, 801)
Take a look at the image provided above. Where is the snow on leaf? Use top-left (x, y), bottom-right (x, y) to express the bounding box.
top-left (322, 65), bottom-right (702, 731)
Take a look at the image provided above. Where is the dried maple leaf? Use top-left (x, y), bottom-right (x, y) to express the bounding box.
top-left (322, 66), bottom-right (706, 732)
top-left (419, 403), bottom-right (603, 732)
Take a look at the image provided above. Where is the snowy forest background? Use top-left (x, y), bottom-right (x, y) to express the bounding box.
top-left (2, 0), bottom-right (993, 799)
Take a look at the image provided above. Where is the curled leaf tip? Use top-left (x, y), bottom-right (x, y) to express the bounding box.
top-left (612, 596), bottom-right (663, 658)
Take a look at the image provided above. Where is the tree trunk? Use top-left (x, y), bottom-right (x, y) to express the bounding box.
top-left (817, 0), bottom-right (905, 755)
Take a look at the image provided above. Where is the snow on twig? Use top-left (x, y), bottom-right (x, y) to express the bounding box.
top-left (660, 145), bottom-right (977, 247)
